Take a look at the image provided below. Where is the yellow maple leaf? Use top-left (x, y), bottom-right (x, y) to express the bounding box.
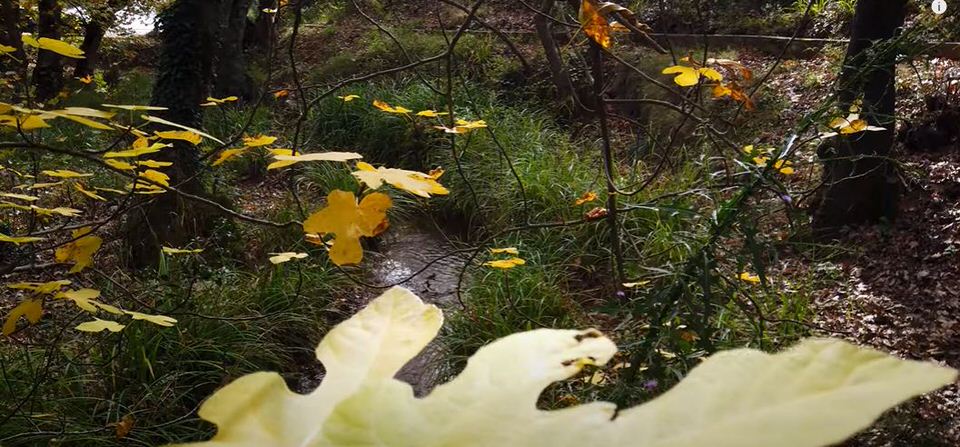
top-left (55, 227), bottom-right (103, 273)
top-left (0, 114), bottom-right (50, 130)
top-left (416, 110), bottom-right (448, 118)
top-left (0, 233), bottom-right (43, 245)
top-left (104, 159), bottom-right (135, 170)
top-left (31, 205), bottom-right (82, 217)
top-left (352, 162), bottom-right (450, 198)
top-left (243, 135), bottom-right (277, 147)
top-left (3, 299), bottom-right (43, 336)
top-left (137, 160), bottom-right (173, 169)
top-left (303, 190), bottom-right (392, 266)
top-left (269, 151), bottom-right (362, 169)
top-left (490, 247), bottom-right (519, 255)
top-left (125, 310), bottom-right (178, 327)
top-left (74, 183), bottom-right (106, 201)
top-left (7, 280), bottom-right (71, 294)
top-left (372, 100), bottom-right (412, 114)
top-left (213, 148), bottom-right (248, 166)
top-left (575, 191), bottom-right (598, 206)
top-left (739, 272), bottom-right (761, 283)
top-left (337, 94), bottom-right (360, 102)
top-left (269, 252), bottom-right (309, 264)
top-left (141, 115), bottom-right (224, 144)
top-left (0, 192), bottom-right (39, 202)
top-left (22, 34), bottom-right (85, 58)
top-left (76, 318), bottom-right (125, 333)
top-left (103, 142), bottom-right (170, 159)
top-left (162, 247), bottom-right (203, 255)
top-left (484, 257), bottom-right (526, 269)
top-left (580, 0), bottom-right (611, 48)
top-left (42, 169), bottom-right (92, 179)
top-left (155, 130), bottom-right (202, 145)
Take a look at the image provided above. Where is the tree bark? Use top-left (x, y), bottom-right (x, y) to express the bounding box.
top-left (812, 0), bottom-right (907, 236)
top-left (0, 0), bottom-right (25, 73)
top-left (33, 0), bottom-right (63, 102)
top-left (72, 21), bottom-right (106, 78)
top-left (125, 0), bottom-right (220, 267)
top-left (250, 0), bottom-right (277, 54)
top-left (534, 0), bottom-right (579, 114)
top-left (214, 0), bottom-right (253, 99)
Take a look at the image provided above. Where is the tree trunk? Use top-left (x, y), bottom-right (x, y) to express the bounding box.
top-left (534, 0), bottom-right (579, 114)
top-left (0, 0), bottom-right (25, 74)
top-left (33, 0), bottom-right (63, 102)
top-left (72, 21), bottom-right (106, 78)
top-left (250, 0), bottom-right (277, 55)
top-left (125, 0), bottom-right (220, 267)
top-left (214, 0), bottom-right (253, 99)
top-left (812, 0), bottom-right (907, 236)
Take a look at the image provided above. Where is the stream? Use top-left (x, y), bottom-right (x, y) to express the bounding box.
top-left (294, 220), bottom-right (468, 395)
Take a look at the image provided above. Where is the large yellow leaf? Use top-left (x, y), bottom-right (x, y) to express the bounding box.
top-left (141, 115), bottom-right (224, 144)
top-left (3, 299), bottom-right (43, 336)
top-left (7, 280), bottom-right (71, 294)
top-left (156, 130), bottom-right (202, 145)
top-left (580, 0), bottom-right (612, 48)
top-left (55, 227), bottom-right (103, 273)
top-left (173, 288), bottom-right (957, 447)
top-left (125, 310), bottom-right (177, 327)
top-left (76, 319), bottom-right (125, 333)
top-left (212, 148), bottom-right (248, 166)
top-left (352, 162), bottom-right (449, 198)
top-left (22, 34), bottom-right (85, 58)
top-left (0, 233), bottom-right (43, 244)
top-left (302, 190), bottom-right (392, 265)
top-left (171, 286), bottom-right (442, 447)
top-left (269, 151), bottom-right (362, 169)
top-left (103, 142), bottom-right (170, 158)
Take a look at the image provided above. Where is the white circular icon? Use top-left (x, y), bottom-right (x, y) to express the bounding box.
top-left (932, 0), bottom-right (948, 15)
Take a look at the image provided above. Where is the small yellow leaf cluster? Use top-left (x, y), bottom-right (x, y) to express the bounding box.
top-left (662, 65), bottom-right (723, 87)
top-left (352, 162), bottom-right (449, 198)
top-left (303, 190), bottom-right (392, 266)
top-left (55, 227), bottom-right (103, 273)
top-left (485, 247), bottom-right (526, 269)
top-left (743, 145), bottom-right (795, 175)
top-left (574, 191), bottom-right (598, 206)
top-left (821, 102), bottom-right (886, 138)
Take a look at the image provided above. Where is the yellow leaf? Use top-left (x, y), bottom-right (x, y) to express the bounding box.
top-left (48, 106), bottom-right (115, 118)
top-left (124, 310), bottom-right (177, 327)
top-left (575, 191), bottom-right (598, 206)
top-left (104, 159), bottom-right (136, 171)
top-left (201, 96), bottom-right (239, 106)
top-left (0, 192), bottom-right (39, 202)
top-left (622, 281), bottom-right (651, 288)
top-left (416, 110), bottom-right (448, 117)
top-left (302, 190), bottom-right (392, 266)
top-left (0, 44), bottom-right (15, 54)
top-left (155, 130), bottom-right (202, 145)
top-left (101, 104), bottom-right (168, 111)
top-left (484, 257), bottom-right (526, 269)
top-left (78, 75), bottom-right (93, 84)
top-left (265, 149), bottom-right (297, 170)
top-left (55, 288), bottom-right (102, 313)
top-left (104, 142), bottom-right (170, 159)
top-left (739, 272), bottom-right (761, 283)
top-left (580, 0), bottom-right (612, 48)
top-left (7, 280), bottom-right (71, 294)
top-left (31, 205), bottom-right (83, 217)
top-left (698, 67), bottom-right (723, 82)
top-left (352, 162), bottom-right (450, 198)
top-left (162, 247), bottom-right (203, 255)
top-left (269, 151), bottom-right (363, 169)
top-left (3, 299), bottom-right (43, 336)
top-left (490, 247), bottom-right (519, 255)
top-left (137, 169), bottom-right (170, 187)
top-left (95, 186), bottom-right (128, 195)
top-left (0, 114), bottom-right (50, 130)
top-left (662, 65), bottom-right (701, 87)
top-left (137, 160), bottom-right (173, 169)
top-left (337, 95), bottom-right (360, 102)
top-left (454, 118), bottom-right (487, 130)
top-left (269, 252), bottom-right (309, 264)
top-left (372, 100), bottom-right (411, 114)
top-left (274, 89), bottom-right (289, 99)
top-left (213, 148), bottom-right (248, 166)
top-left (141, 115), bottom-right (224, 144)
top-left (74, 183), bottom-right (106, 201)
top-left (21, 181), bottom-right (63, 190)
top-left (42, 169), bottom-right (92, 179)
top-left (76, 319), bottom-right (125, 333)
top-left (55, 227), bottom-right (103, 273)
top-left (243, 135), bottom-right (277, 147)
top-left (24, 35), bottom-right (85, 58)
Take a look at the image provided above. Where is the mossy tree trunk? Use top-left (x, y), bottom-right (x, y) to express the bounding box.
top-left (812, 0), bottom-right (907, 236)
top-left (33, 0), bottom-right (63, 102)
top-left (125, 0), bottom-right (221, 267)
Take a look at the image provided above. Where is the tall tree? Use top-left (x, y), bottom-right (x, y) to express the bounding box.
top-left (812, 0), bottom-right (908, 235)
top-left (213, 0), bottom-right (254, 99)
top-left (125, 0), bottom-right (220, 266)
top-left (33, 0), bottom-right (64, 102)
